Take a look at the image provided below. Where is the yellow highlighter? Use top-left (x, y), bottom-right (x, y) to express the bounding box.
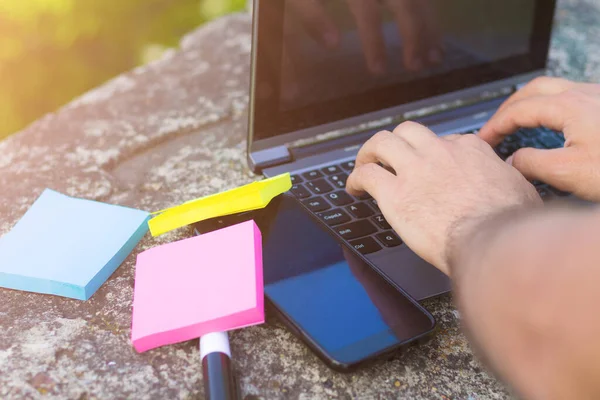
top-left (148, 173), bottom-right (292, 236)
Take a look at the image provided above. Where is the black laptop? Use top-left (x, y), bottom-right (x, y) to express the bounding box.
top-left (247, 0), bottom-right (563, 301)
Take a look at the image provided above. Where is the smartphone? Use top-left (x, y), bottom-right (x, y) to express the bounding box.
top-left (195, 195), bottom-right (436, 371)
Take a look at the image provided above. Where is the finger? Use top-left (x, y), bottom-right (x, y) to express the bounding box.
top-left (402, 0), bottom-right (443, 65)
top-left (441, 133), bottom-right (463, 141)
top-left (346, 0), bottom-right (387, 74)
top-left (392, 121), bottom-right (438, 148)
top-left (480, 78), bottom-right (594, 146)
top-left (497, 77), bottom-right (600, 114)
top-left (385, 0), bottom-right (423, 70)
top-left (443, 133), bottom-right (499, 161)
top-left (289, 0), bottom-right (340, 48)
top-left (496, 77), bottom-right (578, 113)
top-left (386, 0), bottom-right (442, 69)
top-left (346, 163), bottom-right (397, 199)
top-left (355, 130), bottom-right (415, 171)
top-left (478, 94), bottom-right (573, 146)
top-left (510, 147), bottom-right (575, 192)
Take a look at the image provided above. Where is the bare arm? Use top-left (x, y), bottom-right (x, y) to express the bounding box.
top-left (451, 205), bottom-right (600, 400)
top-left (345, 103), bottom-right (600, 399)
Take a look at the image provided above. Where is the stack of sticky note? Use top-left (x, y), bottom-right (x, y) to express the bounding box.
top-left (0, 173), bottom-right (285, 351)
top-left (131, 220), bottom-right (264, 352)
top-left (130, 174), bottom-right (293, 351)
top-left (0, 189), bottom-right (150, 300)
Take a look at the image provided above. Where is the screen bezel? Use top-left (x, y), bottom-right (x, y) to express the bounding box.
top-left (257, 195), bottom-right (436, 370)
top-left (249, 0), bottom-right (556, 144)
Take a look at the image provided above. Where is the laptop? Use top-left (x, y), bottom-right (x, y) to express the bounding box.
top-left (247, 0), bottom-right (562, 301)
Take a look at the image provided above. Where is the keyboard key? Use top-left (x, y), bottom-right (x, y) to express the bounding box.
top-left (319, 209), bottom-right (351, 226)
top-left (520, 138), bottom-right (546, 149)
top-left (541, 126), bottom-right (562, 135)
top-left (496, 143), bottom-right (519, 160)
top-left (335, 220), bottom-right (377, 240)
top-left (346, 203), bottom-right (374, 218)
top-left (548, 186), bottom-right (570, 197)
top-left (340, 160), bottom-right (355, 171)
top-left (302, 170), bottom-right (323, 180)
top-left (503, 134), bottom-right (517, 143)
top-left (537, 127), bottom-right (565, 144)
top-left (372, 215), bottom-right (391, 230)
top-left (350, 237), bottom-right (382, 255)
top-left (321, 165), bottom-right (341, 175)
top-left (496, 146), bottom-right (510, 159)
top-left (552, 132), bottom-right (566, 144)
top-left (536, 185), bottom-right (553, 200)
top-left (519, 138), bottom-right (536, 148)
top-left (519, 129), bottom-right (537, 138)
top-left (538, 135), bottom-right (564, 149)
top-left (328, 173), bottom-right (348, 189)
top-left (369, 198), bottom-right (380, 212)
top-left (290, 184), bottom-right (311, 199)
top-left (538, 126), bottom-right (557, 135)
top-left (326, 191), bottom-right (354, 206)
top-left (376, 231), bottom-right (402, 247)
top-left (354, 193), bottom-right (372, 201)
top-left (531, 139), bottom-right (546, 149)
top-left (330, 180), bottom-right (346, 190)
top-left (290, 175), bottom-right (302, 184)
top-left (506, 145), bottom-right (520, 157)
top-left (302, 198), bottom-right (331, 212)
top-left (307, 179), bottom-right (334, 194)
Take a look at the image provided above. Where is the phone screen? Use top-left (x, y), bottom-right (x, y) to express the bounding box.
top-left (254, 195), bottom-right (435, 366)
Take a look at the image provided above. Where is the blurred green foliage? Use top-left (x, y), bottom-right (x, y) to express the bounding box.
top-left (0, 0), bottom-right (245, 139)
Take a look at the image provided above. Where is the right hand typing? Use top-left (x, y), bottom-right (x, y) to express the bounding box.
top-left (478, 77), bottom-right (600, 202)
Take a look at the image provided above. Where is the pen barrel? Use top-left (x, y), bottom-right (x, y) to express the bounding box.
top-left (202, 352), bottom-right (236, 400)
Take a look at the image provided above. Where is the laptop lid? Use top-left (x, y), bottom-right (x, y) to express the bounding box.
top-left (248, 0), bottom-right (556, 172)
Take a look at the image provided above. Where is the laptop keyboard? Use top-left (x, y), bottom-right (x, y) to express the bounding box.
top-left (289, 127), bottom-right (569, 256)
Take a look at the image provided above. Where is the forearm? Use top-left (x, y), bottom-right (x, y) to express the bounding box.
top-left (450, 205), bottom-right (600, 400)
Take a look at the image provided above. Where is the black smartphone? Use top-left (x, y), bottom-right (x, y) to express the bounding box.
top-left (194, 195), bottom-right (436, 371)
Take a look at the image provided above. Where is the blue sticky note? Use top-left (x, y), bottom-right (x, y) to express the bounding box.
top-left (0, 189), bottom-right (150, 300)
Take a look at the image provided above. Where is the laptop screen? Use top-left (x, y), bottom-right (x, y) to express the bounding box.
top-left (250, 0), bottom-right (556, 141)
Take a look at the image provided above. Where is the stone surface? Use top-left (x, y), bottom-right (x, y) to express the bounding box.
top-left (1, 1), bottom-right (599, 398)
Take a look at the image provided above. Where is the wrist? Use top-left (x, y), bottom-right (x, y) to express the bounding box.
top-left (444, 205), bottom-right (535, 279)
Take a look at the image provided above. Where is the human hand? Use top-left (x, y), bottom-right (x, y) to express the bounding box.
top-left (288, 0), bottom-right (442, 74)
top-left (478, 77), bottom-right (600, 202)
top-left (346, 122), bottom-right (542, 275)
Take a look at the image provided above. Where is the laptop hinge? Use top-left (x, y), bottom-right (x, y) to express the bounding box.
top-left (288, 85), bottom-right (516, 158)
top-left (250, 80), bottom-right (531, 171)
top-left (249, 145), bottom-right (292, 171)
top-left (515, 81), bottom-right (529, 91)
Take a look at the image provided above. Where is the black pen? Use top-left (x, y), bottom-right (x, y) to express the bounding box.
top-left (200, 332), bottom-right (237, 400)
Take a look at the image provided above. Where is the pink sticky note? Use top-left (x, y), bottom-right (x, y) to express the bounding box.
top-left (131, 220), bottom-right (263, 352)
